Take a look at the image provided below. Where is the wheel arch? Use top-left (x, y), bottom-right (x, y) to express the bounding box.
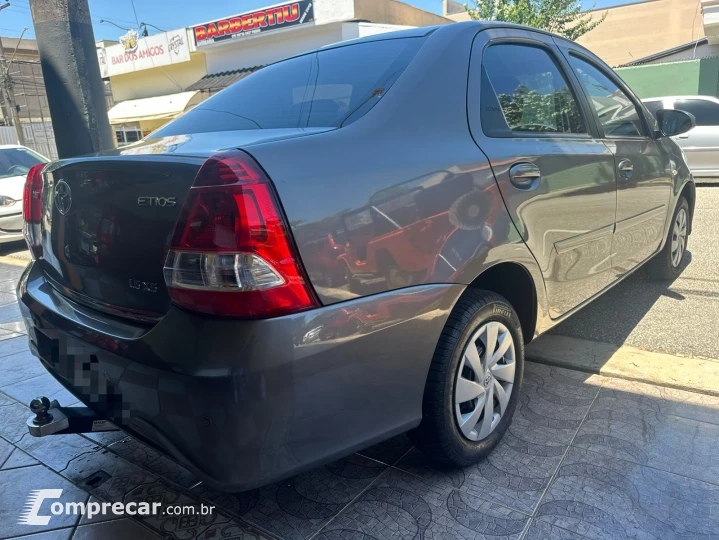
top-left (680, 180), bottom-right (696, 235)
top-left (463, 261), bottom-right (538, 344)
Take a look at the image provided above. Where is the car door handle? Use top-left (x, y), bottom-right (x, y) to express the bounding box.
top-left (617, 159), bottom-right (634, 180)
top-left (509, 163), bottom-right (541, 189)
top-left (677, 134), bottom-right (690, 139)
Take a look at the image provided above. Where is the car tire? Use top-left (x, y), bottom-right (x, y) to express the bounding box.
top-left (409, 289), bottom-right (524, 467)
top-left (649, 196), bottom-right (689, 280)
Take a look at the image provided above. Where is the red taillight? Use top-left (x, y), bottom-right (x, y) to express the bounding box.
top-left (164, 150), bottom-right (319, 318)
top-left (23, 164), bottom-right (44, 223)
top-left (23, 163), bottom-right (45, 259)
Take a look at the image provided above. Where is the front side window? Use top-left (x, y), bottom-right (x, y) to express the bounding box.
top-left (483, 44), bottom-right (586, 134)
top-left (674, 99), bottom-right (719, 127)
top-left (569, 55), bottom-right (645, 137)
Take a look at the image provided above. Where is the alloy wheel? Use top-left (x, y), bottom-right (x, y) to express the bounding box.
top-left (454, 321), bottom-right (516, 441)
top-left (671, 208), bottom-right (687, 268)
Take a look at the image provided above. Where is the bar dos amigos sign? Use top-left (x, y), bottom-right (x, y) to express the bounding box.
top-left (192, 1), bottom-right (315, 47)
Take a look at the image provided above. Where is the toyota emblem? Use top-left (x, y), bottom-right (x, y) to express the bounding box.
top-left (55, 180), bottom-right (72, 215)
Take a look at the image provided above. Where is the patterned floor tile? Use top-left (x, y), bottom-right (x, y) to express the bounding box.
top-left (0, 349), bottom-right (48, 387)
top-left (395, 364), bottom-right (601, 514)
top-left (536, 446), bottom-right (719, 540)
top-left (19, 433), bottom-right (100, 472)
top-left (125, 480), bottom-right (268, 539)
top-left (82, 431), bottom-right (128, 447)
top-left (0, 398), bottom-right (33, 443)
top-left (0, 434), bottom-right (13, 466)
top-left (315, 467), bottom-right (529, 540)
top-left (110, 437), bottom-right (199, 488)
top-left (356, 433), bottom-right (413, 465)
top-left (62, 448), bottom-right (157, 502)
top-left (193, 454), bottom-right (387, 539)
top-left (523, 519), bottom-right (589, 539)
top-left (0, 334), bottom-right (30, 359)
top-left (0, 464), bottom-right (88, 538)
top-left (1, 446), bottom-right (39, 469)
top-left (6, 528), bottom-right (74, 539)
top-left (73, 518), bottom-right (161, 539)
top-left (0, 372), bottom-right (78, 408)
top-left (575, 379), bottom-right (719, 485)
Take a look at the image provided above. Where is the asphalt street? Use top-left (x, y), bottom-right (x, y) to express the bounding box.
top-left (551, 186), bottom-right (719, 359)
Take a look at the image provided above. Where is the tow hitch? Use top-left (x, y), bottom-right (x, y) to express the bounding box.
top-left (26, 396), bottom-right (120, 437)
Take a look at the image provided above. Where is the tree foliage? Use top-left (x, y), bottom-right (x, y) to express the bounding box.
top-left (465, 0), bottom-right (607, 41)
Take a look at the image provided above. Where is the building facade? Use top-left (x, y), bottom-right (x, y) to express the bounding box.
top-left (443, 0), bottom-right (704, 68)
top-left (100, 0), bottom-right (450, 144)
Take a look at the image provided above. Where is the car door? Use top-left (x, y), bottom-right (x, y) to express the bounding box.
top-left (671, 97), bottom-right (719, 177)
top-left (467, 28), bottom-right (617, 319)
top-left (559, 45), bottom-right (673, 274)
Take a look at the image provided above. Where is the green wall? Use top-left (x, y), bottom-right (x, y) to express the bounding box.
top-left (615, 60), bottom-right (701, 98)
top-left (698, 56), bottom-right (719, 97)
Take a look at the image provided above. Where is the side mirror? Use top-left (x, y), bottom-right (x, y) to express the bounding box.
top-left (656, 109), bottom-right (696, 137)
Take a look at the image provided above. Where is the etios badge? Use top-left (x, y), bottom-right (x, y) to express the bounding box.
top-left (55, 181), bottom-right (72, 215)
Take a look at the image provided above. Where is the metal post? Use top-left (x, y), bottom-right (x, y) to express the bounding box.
top-left (29, 0), bottom-right (115, 158)
top-left (0, 38), bottom-right (26, 145)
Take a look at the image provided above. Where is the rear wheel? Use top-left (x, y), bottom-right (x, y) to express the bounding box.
top-left (410, 290), bottom-right (524, 466)
top-left (650, 197), bottom-right (689, 280)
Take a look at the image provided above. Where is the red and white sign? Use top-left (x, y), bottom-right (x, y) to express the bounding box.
top-left (97, 29), bottom-right (191, 77)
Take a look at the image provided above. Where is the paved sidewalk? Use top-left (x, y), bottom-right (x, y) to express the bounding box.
top-left (1, 263), bottom-right (719, 539)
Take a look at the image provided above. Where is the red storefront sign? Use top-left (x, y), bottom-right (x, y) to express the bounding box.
top-left (192, 1), bottom-right (315, 47)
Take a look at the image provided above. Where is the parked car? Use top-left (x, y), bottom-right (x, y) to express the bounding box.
top-left (17, 22), bottom-right (695, 492)
top-left (643, 95), bottom-right (719, 177)
top-left (0, 145), bottom-right (48, 243)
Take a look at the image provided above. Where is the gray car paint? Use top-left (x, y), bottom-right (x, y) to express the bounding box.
top-left (17, 21), bottom-right (694, 491)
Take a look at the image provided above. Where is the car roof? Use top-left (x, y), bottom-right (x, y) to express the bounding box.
top-left (0, 144), bottom-right (26, 149)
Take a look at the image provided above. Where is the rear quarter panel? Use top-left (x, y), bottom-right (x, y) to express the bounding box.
top-left (247, 24), bottom-right (548, 329)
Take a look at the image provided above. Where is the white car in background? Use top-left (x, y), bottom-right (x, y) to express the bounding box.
top-left (643, 95), bottom-right (719, 178)
top-left (0, 145), bottom-right (49, 243)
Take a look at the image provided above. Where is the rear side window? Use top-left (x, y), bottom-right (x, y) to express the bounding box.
top-left (674, 99), bottom-right (719, 126)
top-left (155, 37), bottom-right (424, 136)
top-left (482, 44), bottom-right (586, 134)
top-left (569, 55), bottom-right (645, 137)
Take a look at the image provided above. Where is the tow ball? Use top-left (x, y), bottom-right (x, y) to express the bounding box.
top-left (26, 396), bottom-right (120, 437)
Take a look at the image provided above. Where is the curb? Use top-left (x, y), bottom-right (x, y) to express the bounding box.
top-left (526, 334), bottom-right (719, 398)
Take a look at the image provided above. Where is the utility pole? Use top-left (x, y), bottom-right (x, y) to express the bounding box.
top-left (29, 0), bottom-right (114, 158)
top-left (0, 2), bottom-right (25, 145)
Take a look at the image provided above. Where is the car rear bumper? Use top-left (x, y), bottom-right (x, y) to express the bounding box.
top-left (17, 261), bottom-right (463, 491)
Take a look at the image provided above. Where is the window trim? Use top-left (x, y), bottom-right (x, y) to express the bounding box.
top-left (567, 51), bottom-right (651, 140)
top-left (477, 38), bottom-right (592, 139)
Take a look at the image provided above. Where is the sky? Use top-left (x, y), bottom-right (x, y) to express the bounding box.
top-left (0, 0), bottom-right (638, 42)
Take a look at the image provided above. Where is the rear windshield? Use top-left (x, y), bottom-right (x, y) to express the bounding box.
top-left (154, 37), bottom-right (424, 136)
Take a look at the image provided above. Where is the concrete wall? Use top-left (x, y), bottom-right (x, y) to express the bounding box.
top-left (442, 0), bottom-right (704, 67)
top-left (204, 23), bottom-right (346, 73)
top-left (577, 0), bottom-right (704, 67)
top-left (616, 60), bottom-right (701, 97)
top-left (354, 0), bottom-right (452, 27)
top-left (109, 53), bottom-right (208, 102)
top-left (616, 56), bottom-right (719, 98)
top-left (698, 56), bottom-right (719, 95)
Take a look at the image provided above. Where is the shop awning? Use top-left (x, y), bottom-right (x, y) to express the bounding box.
top-left (107, 91), bottom-right (201, 124)
top-left (185, 66), bottom-right (264, 92)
